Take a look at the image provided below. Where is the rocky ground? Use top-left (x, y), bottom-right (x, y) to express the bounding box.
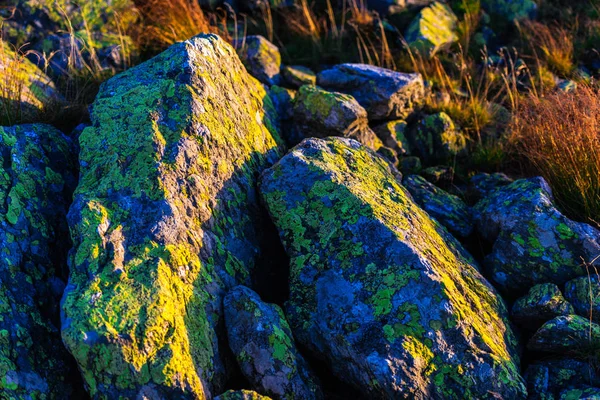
top-left (1, 0), bottom-right (600, 399)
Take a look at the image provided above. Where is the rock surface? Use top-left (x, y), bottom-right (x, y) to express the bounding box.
top-left (61, 34), bottom-right (285, 398)
top-left (481, 0), bottom-right (537, 21)
top-left (403, 174), bottom-right (473, 238)
top-left (405, 2), bottom-right (459, 57)
top-left (0, 124), bottom-right (77, 398)
top-left (407, 112), bottom-right (467, 165)
top-left (372, 120), bottom-right (410, 156)
top-left (474, 177), bottom-right (600, 293)
top-left (224, 286), bottom-right (323, 400)
top-left (237, 35), bottom-right (282, 86)
top-left (564, 275), bottom-right (600, 323)
top-left (528, 315), bottom-right (600, 354)
top-left (525, 359), bottom-right (600, 400)
top-left (260, 137), bottom-right (526, 399)
top-left (282, 65), bottom-right (316, 88)
top-left (317, 64), bottom-right (425, 120)
top-left (511, 283), bottom-right (574, 328)
top-left (215, 390), bottom-right (273, 400)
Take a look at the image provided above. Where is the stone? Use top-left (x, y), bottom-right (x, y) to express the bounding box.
top-left (469, 172), bottom-right (513, 200)
top-left (560, 387), bottom-right (600, 399)
top-left (401, 156), bottom-right (422, 172)
top-left (402, 174), bottom-right (473, 238)
top-left (405, 2), bottom-right (459, 57)
top-left (269, 85), bottom-right (296, 121)
top-left (260, 137), bottom-right (526, 399)
top-left (224, 286), bottom-right (323, 400)
top-left (290, 84), bottom-right (382, 150)
top-left (528, 315), bottom-right (600, 354)
top-left (474, 177), bottom-right (600, 293)
top-left (236, 35), bottom-right (282, 86)
top-left (372, 120), bottom-right (410, 156)
top-left (0, 124), bottom-right (78, 398)
top-left (481, 0), bottom-right (537, 21)
top-left (282, 65), bottom-right (316, 88)
top-left (317, 63), bottom-right (425, 120)
top-left (511, 283), bottom-right (574, 328)
top-left (407, 112), bottom-right (468, 165)
top-left (61, 34), bottom-right (285, 398)
top-left (565, 275), bottom-right (600, 323)
top-left (525, 359), bottom-right (600, 400)
top-left (215, 390), bottom-right (273, 400)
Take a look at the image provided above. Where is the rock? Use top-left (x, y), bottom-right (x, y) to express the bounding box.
top-left (405, 2), bottom-right (459, 57)
top-left (407, 112), bottom-right (468, 165)
top-left (401, 156), bottom-right (422, 172)
top-left (236, 35), bottom-right (282, 86)
top-left (565, 275), bottom-right (600, 323)
top-left (402, 174), bottom-right (474, 238)
top-left (528, 315), bottom-right (600, 354)
top-left (61, 34), bottom-right (285, 398)
top-left (215, 390), bottom-right (273, 400)
top-left (282, 65), bottom-right (316, 88)
top-left (469, 172), bottom-right (513, 200)
top-left (525, 359), bottom-right (600, 400)
top-left (317, 64), bottom-right (425, 120)
top-left (259, 137), bottom-right (526, 399)
top-left (511, 283), bottom-right (574, 328)
top-left (560, 387), bottom-right (600, 399)
top-left (290, 85), bottom-right (382, 150)
top-left (0, 124), bottom-right (77, 397)
top-left (481, 0), bottom-right (536, 21)
top-left (224, 286), bottom-right (323, 400)
top-left (0, 42), bottom-right (64, 123)
top-left (421, 165), bottom-right (455, 188)
top-left (269, 85), bottom-right (296, 121)
top-left (372, 120), bottom-right (410, 156)
top-left (474, 177), bottom-right (600, 293)
top-left (31, 33), bottom-right (85, 77)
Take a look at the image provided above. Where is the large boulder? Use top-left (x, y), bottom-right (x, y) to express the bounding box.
top-left (474, 177), bottom-right (600, 293)
top-left (61, 34), bottom-right (285, 398)
top-left (0, 124), bottom-right (77, 397)
top-left (224, 286), bottom-right (323, 400)
top-left (236, 35), bottom-right (282, 86)
top-left (259, 137), bottom-right (526, 399)
top-left (317, 64), bottom-right (425, 120)
top-left (290, 85), bottom-right (382, 150)
top-left (405, 2), bottom-right (459, 57)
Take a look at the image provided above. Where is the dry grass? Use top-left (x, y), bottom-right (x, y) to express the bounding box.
top-left (509, 85), bottom-right (600, 226)
top-left (518, 20), bottom-right (575, 78)
top-left (133, 0), bottom-right (231, 51)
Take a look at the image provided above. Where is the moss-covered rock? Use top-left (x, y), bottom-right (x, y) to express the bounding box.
top-left (317, 64), bottom-right (425, 120)
top-left (281, 65), bottom-right (316, 88)
top-left (525, 359), bottom-right (600, 400)
top-left (236, 35), bottom-right (282, 86)
top-left (402, 174), bottom-right (473, 238)
top-left (512, 283), bottom-right (574, 329)
top-left (61, 34), bottom-right (285, 398)
top-left (269, 85), bottom-right (296, 121)
top-left (407, 112), bottom-right (468, 165)
top-left (474, 177), bottom-right (600, 293)
top-left (290, 85), bottom-right (382, 150)
top-left (564, 275), bottom-right (600, 323)
top-left (0, 43), bottom-right (64, 124)
top-left (405, 2), bottom-right (459, 57)
top-left (224, 286), bottom-right (323, 400)
top-left (372, 119), bottom-right (410, 157)
top-left (481, 0), bottom-right (536, 21)
top-left (259, 137), bottom-right (526, 399)
top-left (528, 315), bottom-right (600, 355)
top-left (559, 386), bottom-right (600, 400)
top-left (469, 172), bottom-right (513, 201)
top-left (0, 124), bottom-right (78, 398)
top-left (215, 390), bottom-right (273, 400)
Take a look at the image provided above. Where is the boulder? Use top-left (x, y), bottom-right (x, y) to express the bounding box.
top-left (511, 283), bottom-right (574, 329)
top-left (259, 137), bottom-right (526, 399)
top-left (0, 124), bottom-right (77, 398)
top-left (372, 120), bottom-right (410, 156)
top-left (565, 275), bottom-right (600, 323)
top-left (481, 0), bottom-right (536, 21)
top-left (224, 286), bottom-right (323, 400)
top-left (215, 390), bottom-right (272, 400)
top-left (407, 112), bottom-right (468, 165)
top-left (236, 35), bottom-right (282, 86)
top-left (405, 2), bottom-right (459, 57)
top-left (474, 177), bottom-right (600, 293)
top-left (269, 85), bottom-right (296, 121)
top-left (469, 172), bottom-right (513, 200)
top-left (525, 359), bottom-right (600, 400)
top-left (560, 387), bottom-right (600, 399)
top-left (61, 34), bottom-right (285, 398)
top-left (317, 64), bottom-right (425, 120)
top-left (0, 42), bottom-right (64, 124)
top-left (290, 85), bottom-right (382, 150)
top-left (528, 315), bottom-right (600, 354)
top-left (282, 65), bottom-right (316, 88)
top-left (402, 174), bottom-right (474, 238)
